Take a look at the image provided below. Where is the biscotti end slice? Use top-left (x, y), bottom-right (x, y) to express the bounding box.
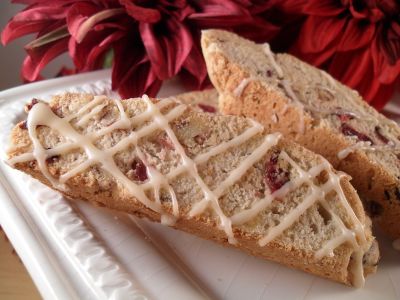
top-left (7, 93), bottom-right (378, 286)
top-left (201, 29), bottom-right (400, 239)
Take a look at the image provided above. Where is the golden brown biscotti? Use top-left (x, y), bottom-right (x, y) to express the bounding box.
top-left (201, 29), bottom-right (400, 240)
top-left (7, 93), bottom-right (378, 287)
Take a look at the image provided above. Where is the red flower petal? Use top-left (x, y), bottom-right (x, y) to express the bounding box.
top-left (337, 19), bottom-right (375, 51)
top-left (66, 2), bottom-right (100, 40)
top-left (233, 18), bottom-right (280, 43)
top-left (113, 36), bottom-right (162, 98)
top-left (118, 0), bottom-right (161, 23)
top-left (12, 5), bottom-right (67, 22)
top-left (1, 20), bottom-right (50, 45)
top-left (296, 16), bottom-right (346, 54)
top-left (22, 37), bottom-right (69, 82)
top-left (189, 2), bottom-right (253, 26)
top-left (368, 83), bottom-right (396, 110)
top-left (326, 48), bottom-right (395, 107)
top-left (116, 61), bottom-right (162, 98)
top-left (328, 49), bottom-right (370, 88)
top-left (349, 4), bottom-right (384, 21)
top-left (370, 36), bottom-right (400, 85)
top-left (68, 31), bottom-right (126, 71)
top-left (112, 38), bottom-right (147, 94)
top-left (57, 66), bottom-right (77, 77)
top-left (302, 0), bottom-right (344, 16)
top-left (181, 41), bottom-right (208, 89)
top-left (140, 21), bottom-right (193, 80)
top-left (82, 32), bottom-right (125, 70)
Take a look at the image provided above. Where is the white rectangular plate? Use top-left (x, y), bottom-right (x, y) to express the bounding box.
top-left (0, 70), bottom-right (399, 300)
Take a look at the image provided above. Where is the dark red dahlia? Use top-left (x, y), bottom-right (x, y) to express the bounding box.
top-left (2, 0), bottom-right (279, 98)
top-left (289, 0), bottom-right (400, 110)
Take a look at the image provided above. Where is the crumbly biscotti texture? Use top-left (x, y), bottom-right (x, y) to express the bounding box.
top-left (173, 89), bottom-right (219, 113)
top-left (201, 29), bottom-right (400, 239)
top-left (7, 93), bottom-right (378, 286)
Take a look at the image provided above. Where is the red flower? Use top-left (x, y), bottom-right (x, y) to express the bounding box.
top-left (1, 0), bottom-right (279, 98)
top-left (289, 0), bottom-right (400, 110)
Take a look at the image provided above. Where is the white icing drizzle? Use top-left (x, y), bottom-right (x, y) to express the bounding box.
top-left (263, 43), bottom-right (283, 78)
top-left (8, 94), bottom-right (369, 286)
top-left (338, 142), bottom-right (373, 160)
top-left (271, 113), bottom-right (278, 123)
top-left (233, 77), bottom-right (255, 97)
top-left (338, 141), bottom-right (400, 160)
top-left (393, 239), bottom-right (400, 251)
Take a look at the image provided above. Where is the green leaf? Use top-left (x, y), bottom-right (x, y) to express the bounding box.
top-left (103, 48), bottom-right (114, 68)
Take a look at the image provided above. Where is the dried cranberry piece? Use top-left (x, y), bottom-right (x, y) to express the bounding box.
top-left (264, 152), bottom-right (290, 193)
top-left (198, 103), bottom-right (216, 113)
top-left (341, 124), bottom-right (373, 144)
top-left (130, 159), bottom-right (148, 182)
top-left (266, 70), bottom-right (272, 77)
top-left (19, 121), bottom-right (27, 129)
top-left (25, 98), bottom-right (39, 112)
top-left (374, 126), bottom-right (390, 144)
top-left (46, 155), bottom-right (60, 164)
top-left (334, 112), bottom-right (355, 123)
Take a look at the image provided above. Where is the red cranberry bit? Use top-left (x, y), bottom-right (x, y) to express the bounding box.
top-left (130, 159), bottom-right (148, 182)
top-left (341, 124), bottom-right (373, 144)
top-left (19, 121), bottom-right (27, 129)
top-left (158, 135), bottom-right (175, 150)
top-left (266, 70), bottom-right (272, 77)
top-left (198, 103), bottom-right (216, 113)
top-left (25, 98), bottom-right (39, 112)
top-left (374, 126), bottom-right (390, 144)
top-left (264, 152), bottom-right (290, 193)
top-left (46, 155), bottom-right (60, 164)
top-left (334, 112), bottom-right (355, 123)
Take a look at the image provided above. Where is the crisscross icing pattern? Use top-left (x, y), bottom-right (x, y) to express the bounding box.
top-left (8, 95), bottom-right (280, 243)
top-left (9, 94), bottom-right (368, 287)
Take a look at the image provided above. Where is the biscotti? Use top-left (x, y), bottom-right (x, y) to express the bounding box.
top-left (201, 29), bottom-right (400, 240)
top-left (7, 93), bottom-right (378, 287)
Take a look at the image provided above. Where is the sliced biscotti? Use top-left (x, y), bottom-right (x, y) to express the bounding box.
top-left (201, 29), bottom-right (400, 239)
top-left (7, 93), bottom-right (378, 286)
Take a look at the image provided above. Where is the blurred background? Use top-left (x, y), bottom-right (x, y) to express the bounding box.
top-left (0, 2), bottom-right (71, 91)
